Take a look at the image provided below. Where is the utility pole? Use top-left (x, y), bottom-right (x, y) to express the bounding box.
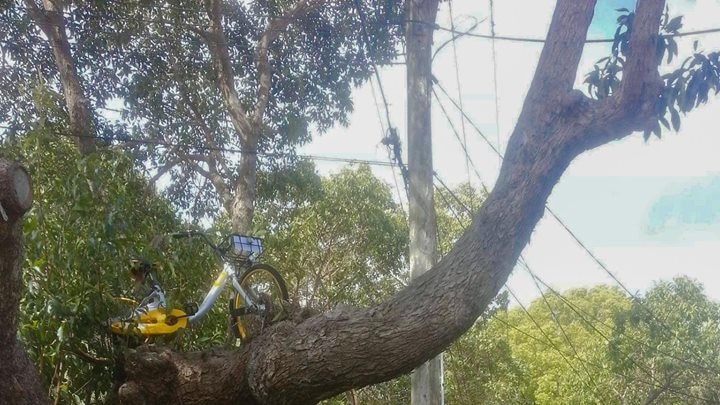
top-left (406, 0), bottom-right (442, 405)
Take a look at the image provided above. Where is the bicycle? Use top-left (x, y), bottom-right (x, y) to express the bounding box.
top-left (109, 231), bottom-right (289, 343)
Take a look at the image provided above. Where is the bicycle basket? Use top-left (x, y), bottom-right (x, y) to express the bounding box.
top-left (230, 235), bottom-right (263, 259)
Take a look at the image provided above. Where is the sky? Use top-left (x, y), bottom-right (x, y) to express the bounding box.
top-left (299, 0), bottom-right (720, 304)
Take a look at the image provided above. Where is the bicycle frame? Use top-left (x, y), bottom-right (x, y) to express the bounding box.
top-left (110, 232), bottom-right (275, 338)
top-left (188, 262), bottom-right (261, 324)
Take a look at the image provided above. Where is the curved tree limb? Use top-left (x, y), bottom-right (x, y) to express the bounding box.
top-left (118, 1), bottom-right (667, 404)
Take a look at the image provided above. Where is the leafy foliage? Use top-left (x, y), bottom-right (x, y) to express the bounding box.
top-left (2, 128), bottom-right (220, 403)
top-left (585, 6), bottom-right (720, 140)
top-left (0, 0), bottom-right (405, 223)
top-left (257, 163), bottom-right (408, 309)
top-left (608, 277), bottom-right (720, 404)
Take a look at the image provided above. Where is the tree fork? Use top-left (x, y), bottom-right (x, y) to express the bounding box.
top-left (117, 1), bottom-right (666, 404)
top-left (0, 160), bottom-right (47, 405)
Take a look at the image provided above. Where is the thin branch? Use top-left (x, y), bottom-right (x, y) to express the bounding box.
top-left (65, 348), bottom-right (112, 366)
top-left (148, 158), bottom-right (183, 186)
top-left (205, 0), bottom-right (254, 141)
top-left (253, 0), bottom-right (326, 125)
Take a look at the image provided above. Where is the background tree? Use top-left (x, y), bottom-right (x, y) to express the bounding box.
top-left (113, 0), bottom-right (404, 232)
top-left (258, 164), bottom-right (408, 310)
top-left (504, 286), bottom-right (630, 405)
top-left (608, 277), bottom-right (720, 404)
top-left (1, 0), bottom-right (405, 230)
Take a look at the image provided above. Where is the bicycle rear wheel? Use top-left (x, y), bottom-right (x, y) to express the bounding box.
top-left (230, 263), bottom-right (288, 342)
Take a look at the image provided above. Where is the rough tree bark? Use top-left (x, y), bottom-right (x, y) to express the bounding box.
top-left (406, 0), bottom-right (443, 404)
top-left (23, 0), bottom-right (96, 155)
top-left (0, 160), bottom-right (47, 405)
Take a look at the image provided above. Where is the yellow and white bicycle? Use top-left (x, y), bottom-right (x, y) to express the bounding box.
top-left (109, 232), bottom-right (288, 343)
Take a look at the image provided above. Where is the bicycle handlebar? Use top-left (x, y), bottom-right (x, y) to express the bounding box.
top-left (169, 231), bottom-right (222, 253)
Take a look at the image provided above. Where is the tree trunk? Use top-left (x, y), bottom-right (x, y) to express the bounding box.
top-left (204, 0), bottom-right (259, 232)
top-left (24, 0), bottom-right (96, 155)
top-left (0, 160), bottom-right (47, 405)
top-left (231, 137), bottom-right (259, 233)
top-left (406, 0), bottom-right (442, 404)
top-left (117, 1), bottom-right (666, 404)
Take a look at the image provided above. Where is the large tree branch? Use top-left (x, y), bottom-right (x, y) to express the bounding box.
top-left (118, 1), bottom-right (668, 404)
top-left (0, 160), bottom-right (47, 405)
top-left (523, 0), bottom-right (597, 106)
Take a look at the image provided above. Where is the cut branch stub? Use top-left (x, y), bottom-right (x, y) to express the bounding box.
top-left (0, 161), bottom-right (33, 222)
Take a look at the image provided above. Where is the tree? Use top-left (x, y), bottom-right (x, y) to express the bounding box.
top-left (0, 158), bottom-right (47, 405)
top-left (4, 0), bottom-right (720, 404)
top-left (504, 286), bottom-right (630, 405)
top-left (0, 0), bottom-right (404, 230)
top-left (257, 164), bottom-right (408, 310)
top-left (608, 277), bottom-right (720, 404)
top-left (114, 0), bottom-right (403, 232)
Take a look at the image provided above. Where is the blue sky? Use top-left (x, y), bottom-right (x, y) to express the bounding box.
top-left (301, 0), bottom-right (720, 303)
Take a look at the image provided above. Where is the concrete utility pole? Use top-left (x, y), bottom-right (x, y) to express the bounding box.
top-left (406, 0), bottom-right (442, 404)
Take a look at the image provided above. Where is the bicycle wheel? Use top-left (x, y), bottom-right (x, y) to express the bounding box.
top-left (230, 263), bottom-right (289, 342)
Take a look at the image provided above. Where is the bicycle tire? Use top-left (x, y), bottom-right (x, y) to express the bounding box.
top-left (230, 263), bottom-right (289, 342)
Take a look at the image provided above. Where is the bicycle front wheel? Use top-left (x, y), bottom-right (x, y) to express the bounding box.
top-left (230, 263), bottom-right (289, 342)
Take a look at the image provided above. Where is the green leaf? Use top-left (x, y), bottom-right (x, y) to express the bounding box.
top-left (670, 108), bottom-right (681, 131)
top-left (658, 116), bottom-right (670, 130)
top-left (665, 16), bottom-right (683, 33)
top-left (652, 120), bottom-right (662, 139)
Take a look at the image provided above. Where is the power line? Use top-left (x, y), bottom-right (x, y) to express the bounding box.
top-left (433, 168), bottom-right (720, 382)
top-left (447, 0), bottom-right (471, 187)
top-left (522, 264), bottom-right (605, 397)
top-left (431, 87), bottom-right (489, 195)
top-left (351, 0), bottom-right (408, 193)
top-left (488, 0), bottom-right (502, 159)
top-left (2, 129), bottom-right (403, 169)
top-left (505, 286), bottom-right (609, 404)
top-left (520, 258), bottom-right (720, 377)
top-left (370, 77), bottom-right (407, 216)
top-left (17, 4), bottom-right (720, 47)
top-left (491, 312), bottom-right (718, 404)
top-left (431, 77), bottom-right (694, 344)
top-left (424, 20), bottom-right (720, 43)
